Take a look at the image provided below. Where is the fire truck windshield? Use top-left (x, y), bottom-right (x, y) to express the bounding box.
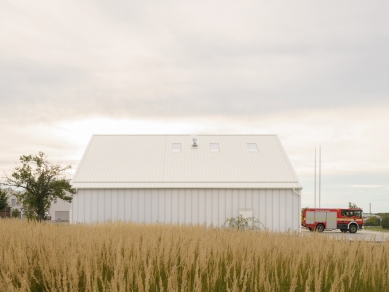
top-left (341, 210), bottom-right (362, 218)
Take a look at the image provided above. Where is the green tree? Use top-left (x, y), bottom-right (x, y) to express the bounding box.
top-left (381, 215), bottom-right (389, 230)
top-left (0, 188), bottom-right (9, 210)
top-left (1, 152), bottom-right (75, 221)
top-left (348, 202), bottom-right (359, 208)
top-left (364, 216), bottom-right (380, 226)
top-left (11, 208), bottom-right (21, 218)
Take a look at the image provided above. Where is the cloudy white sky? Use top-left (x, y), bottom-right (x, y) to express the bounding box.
top-left (1, 1), bottom-right (388, 211)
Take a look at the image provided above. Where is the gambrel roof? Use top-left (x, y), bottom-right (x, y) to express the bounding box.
top-left (72, 135), bottom-right (302, 189)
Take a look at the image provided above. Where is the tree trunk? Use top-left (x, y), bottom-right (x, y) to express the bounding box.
top-left (37, 205), bottom-right (45, 222)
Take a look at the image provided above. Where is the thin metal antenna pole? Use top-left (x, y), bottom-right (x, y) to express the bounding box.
top-left (319, 146), bottom-right (321, 208)
top-left (314, 147), bottom-right (316, 208)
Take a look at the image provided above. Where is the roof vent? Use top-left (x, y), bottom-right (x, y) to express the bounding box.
top-left (191, 135), bottom-right (198, 149)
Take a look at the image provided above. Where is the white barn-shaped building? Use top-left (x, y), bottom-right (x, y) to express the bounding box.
top-left (71, 135), bottom-right (302, 231)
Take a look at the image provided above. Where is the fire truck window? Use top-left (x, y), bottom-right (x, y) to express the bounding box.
top-left (354, 211), bottom-right (362, 218)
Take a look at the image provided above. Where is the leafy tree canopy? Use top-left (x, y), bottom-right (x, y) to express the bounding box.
top-left (1, 152), bottom-right (75, 221)
top-left (348, 202), bottom-right (360, 209)
top-left (0, 188), bottom-right (8, 210)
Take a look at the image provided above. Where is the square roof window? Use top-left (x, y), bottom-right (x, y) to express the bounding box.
top-left (247, 143), bottom-right (258, 152)
top-left (210, 143), bottom-right (220, 152)
top-left (172, 143), bottom-right (182, 152)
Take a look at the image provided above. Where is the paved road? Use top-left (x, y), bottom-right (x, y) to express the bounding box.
top-left (301, 228), bottom-right (389, 242)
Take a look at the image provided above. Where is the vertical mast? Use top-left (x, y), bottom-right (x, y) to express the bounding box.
top-left (314, 147), bottom-right (316, 208)
top-left (319, 145), bottom-right (321, 208)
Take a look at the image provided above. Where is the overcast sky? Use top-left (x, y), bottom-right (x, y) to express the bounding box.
top-left (1, 1), bottom-right (388, 212)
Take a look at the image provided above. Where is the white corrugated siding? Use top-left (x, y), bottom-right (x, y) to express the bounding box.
top-left (72, 135), bottom-right (302, 189)
top-left (72, 188), bottom-right (301, 232)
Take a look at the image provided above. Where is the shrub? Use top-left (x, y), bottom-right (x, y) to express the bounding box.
top-left (381, 215), bottom-right (389, 229)
top-left (364, 216), bottom-right (380, 226)
top-left (11, 209), bottom-right (21, 218)
top-left (225, 214), bottom-right (264, 231)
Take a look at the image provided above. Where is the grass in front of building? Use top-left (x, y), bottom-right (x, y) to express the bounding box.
top-left (1, 219), bottom-right (389, 292)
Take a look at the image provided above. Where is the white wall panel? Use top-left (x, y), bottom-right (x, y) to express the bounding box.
top-left (198, 189), bottom-right (206, 225)
top-left (205, 191), bottom-right (212, 226)
top-left (158, 189), bottom-right (165, 223)
top-left (131, 190), bottom-right (138, 223)
top-left (138, 190), bottom-right (145, 223)
top-left (151, 189), bottom-right (158, 223)
top-left (246, 189), bottom-right (253, 209)
top-left (72, 193), bottom-right (78, 223)
top-left (144, 189), bottom-right (152, 223)
top-left (72, 188), bottom-right (301, 232)
top-left (185, 189), bottom-right (191, 224)
top-left (279, 189), bottom-right (286, 232)
top-left (104, 189), bottom-right (111, 222)
top-left (232, 190), bottom-right (239, 218)
top-left (192, 189), bottom-right (199, 225)
top-left (171, 189), bottom-right (178, 223)
top-left (111, 190), bottom-right (118, 221)
top-left (98, 192), bottom-right (104, 223)
top-left (298, 191), bottom-right (301, 227)
top-left (252, 190), bottom-right (259, 220)
top-left (238, 189), bottom-right (245, 209)
top-left (259, 190), bottom-right (266, 227)
top-left (123, 189), bottom-right (130, 221)
top-left (90, 189), bottom-right (98, 223)
top-left (165, 189), bottom-right (172, 223)
top-left (293, 191), bottom-right (299, 230)
top-left (84, 190), bottom-right (91, 223)
top-left (218, 190), bottom-right (226, 227)
top-left (225, 189), bottom-right (233, 220)
top-left (286, 190), bottom-right (293, 231)
top-left (178, 191), bottom-right (185, 223)
top-left (118, 190), bottom-right (124, 220)
top-left (265, 190), bottom-right (273, 229)
top-left (272, 189), bottom-right (280, 231)
top-left (78, 191), bottom-right (85, 223)
top-left (212, 190), bottom-right (219, 226)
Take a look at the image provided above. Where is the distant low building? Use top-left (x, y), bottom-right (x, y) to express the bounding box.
top-left (5, 190), bottom-right (71, 221)
top-left (363, 213), bottom-right (381, 221)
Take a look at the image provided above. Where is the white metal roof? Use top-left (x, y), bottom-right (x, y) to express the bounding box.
top-left (72, 135), bottom-right (302, 189)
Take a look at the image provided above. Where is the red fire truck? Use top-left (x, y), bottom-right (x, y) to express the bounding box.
top-left (302, 208), bottom-right (363, 233)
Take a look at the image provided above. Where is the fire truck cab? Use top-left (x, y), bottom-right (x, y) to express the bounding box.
top-left (302, 208), bottom-right (363, 233)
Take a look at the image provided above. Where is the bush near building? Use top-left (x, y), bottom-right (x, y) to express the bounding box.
top-left (381, 215), bottom-right (389, 229)
top-left (364, 216), bottom-right (381, 226)
top-left (11, 209), bottom-right (21, 218)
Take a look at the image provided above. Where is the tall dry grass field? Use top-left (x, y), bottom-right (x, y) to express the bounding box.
top-left (1, 219), bottom-right (388, 292)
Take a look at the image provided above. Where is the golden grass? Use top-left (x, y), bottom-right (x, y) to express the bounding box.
top-left (1, 219), bottom-right (388, 292)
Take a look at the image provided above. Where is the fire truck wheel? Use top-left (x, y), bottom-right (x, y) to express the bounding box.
top-left (349, 224), bottom-right (358, 234)
top-left (316, 224), bottom-right (325, 233)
